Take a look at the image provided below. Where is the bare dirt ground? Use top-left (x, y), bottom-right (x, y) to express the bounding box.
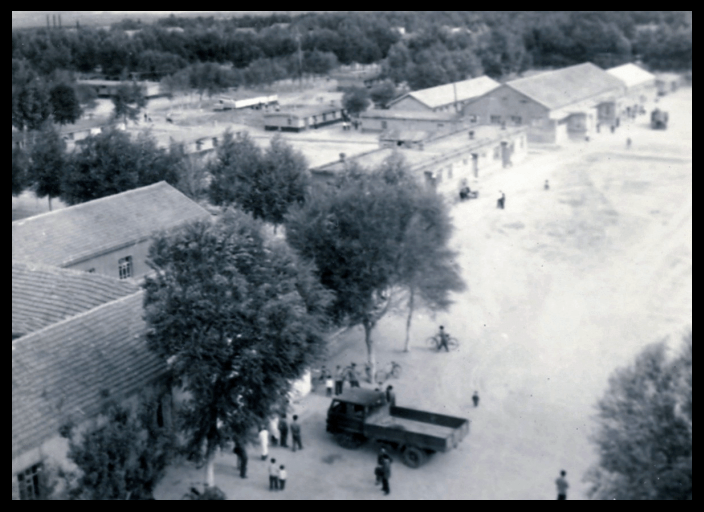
top-left (155, 86), bottom-right (691, 500)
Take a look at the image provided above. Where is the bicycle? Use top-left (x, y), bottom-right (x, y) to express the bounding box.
top-left (374, 361), bottom-right (402, 385)
top-left (426, 334), bottom-right (459, 352)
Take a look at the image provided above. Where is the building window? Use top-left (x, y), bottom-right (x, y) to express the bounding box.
top-left (18, 463), bottom-right (43, 500)
top-left (511, 116), bottom-right (522, 125)
top-left (381, 121), bottom-right (387, 130)
top-left (87, 268), bottom-right (96, 273)
top-left (490, 115), bottom-right (502, 124)
top-left (287, 118), bottom-right (292, 126)
top-left (118, 256), bottom-right (133, 280)
top-left (468, 115), bottom-right (478, 123)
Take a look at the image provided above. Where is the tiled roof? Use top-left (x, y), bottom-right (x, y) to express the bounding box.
top-left (507, 63), bottom-right (625, 110)
top-left (12, 182), bottom-right (211, 268)
top-left (12, 291), bottom-right (167, 459)
top-left (391, 76), bottom-right (500, 109)
top-left (12, 261), bottom-right (139, 337)
top-left (607, 63), bottom-right (656, 89)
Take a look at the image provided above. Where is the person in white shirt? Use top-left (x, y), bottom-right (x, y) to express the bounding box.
top-left (258, 426), bottom-right (269, 460)
top-left (269, 416), bottom-right (280, 447)
top-left (268, 458), bottom-right (279, 490)
top-left (278, 465), bottom-right (287, 491)
top-left (325, 374), bottom-right (334, 397)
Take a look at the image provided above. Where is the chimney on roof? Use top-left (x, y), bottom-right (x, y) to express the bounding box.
top-left (339, 153), bottom-right (346, 162)
top-left (469, 130), bottom-right (475, 140)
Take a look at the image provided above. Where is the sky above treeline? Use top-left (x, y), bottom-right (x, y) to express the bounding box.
top-left (11, 11), bottom-right (322, 29)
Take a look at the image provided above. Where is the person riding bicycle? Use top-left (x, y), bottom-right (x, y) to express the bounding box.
top-left (438, 325), bottom-right (450, 352)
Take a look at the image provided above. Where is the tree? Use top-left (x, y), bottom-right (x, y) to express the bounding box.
top-left (369, 80), bottom-right (397, 108)
top-left (342, 86), bottom-right (371, 116)
top-left (49, 83), bottom-right (82, 125)
top-left (61, 396), bottom-right (174, 500)
top-left (585, 332), bottom-right (692, 500)
top-left (27, 124), bottom-right (66, 210)
top-left (143, 209), bottom-right (332, 486)
top-left (112, 82), bottom-right (147, 124)
top-left (12, 147), bottom-right (27, 197)
top-left (12, 77), bottom-right (50, 139)
top-left (285, 157), bottom-right (464, 376)
top-left (208, 132), bottom-right (309, 227)
top-left (61, 129), bottom-right (179, 205)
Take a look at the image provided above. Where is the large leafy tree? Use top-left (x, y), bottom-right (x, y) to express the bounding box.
top-left (342, 86), bottom-right (371, 117)
top-left (12, 147), bottom-right (27, 197)
top-left (143, 210), bottom-right (332, 486)
top-left (112, 82), bottom-right (147, 124)
top-left (49, 83), bottom-right (82, 126)
top-left (208, 132), bottom-right (310, 227)
top-left (61, 396), bottom-right (174, 500)
top-left (12, 76), bottom-right (50, 138)
top-left (27, 124), bottom-right (66, 211)
top-left (585, 332), bottom-right (692, 500)
top-left (285, 156), bottom-right (464, 374)
top-left (61, 129), bottom-right (179, 205)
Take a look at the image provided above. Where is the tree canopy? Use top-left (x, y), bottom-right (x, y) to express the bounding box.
top-left (342, 86), bottom-right (371, 116)
top-left (285, 156), bottom-right (464, 373)
top-left (61, 129), bottom-right (179, 205)
top-left (27, 123), bottom-right (66, 210)
top-left (208, 131), bottom-right (310, 226)
top-left (143, 209), bottom-right (332, 484)
top-left (585, 331), bottom-right (692, 500)
top-left (112, 82), bottom-right (147, 124)
top-left (12, 147), bottom-right (27, 197)
top-left (49, 82), bottom-right (82, 125)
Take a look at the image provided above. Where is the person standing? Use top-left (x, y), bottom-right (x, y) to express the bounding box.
top-left (380, 451), bottom-right (393, 495)
top-left (544, 179), bottom-right (550, 191)
top-left (258, 426), bottom-right (269, 461)
top-left (385, 385), bottom-right (396, 407)
top-left (325, 374), bottom-right (334, 397)
top-left (269, 416), bottom-right (280, 447)
top-left (555, 470), bottom-right (569, 500)
top-left (233, 439), bottom-right (248, 479)
top-left (278, 414), bottom-right (289, 448)
top-left (268, 458), bottom-right (279, 491)
top-left (348, 363), bottom-right (360, 388)
top-left (290, 415), bottom-right (303, 452)
top-left (472, 391), bottom-right (480, 407)
top-left (626, 137), bottom-right (632, 149)
top-left (335, 365), bottom-right (345, 396)
top-left (278, 465), bottom-right (287, 491)
top-left (438, 325), bottom-right (450, 352)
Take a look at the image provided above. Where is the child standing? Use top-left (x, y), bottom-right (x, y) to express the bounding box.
top-left (278, 465), bottom-right (287, 491)
top-left (268, 458), bottom-right (279, 491)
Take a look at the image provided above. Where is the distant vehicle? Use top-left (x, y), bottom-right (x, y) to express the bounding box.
top-left (326, 388), bottom-right (469, 468)
top-left (651, 108), bottom-right (669, 130)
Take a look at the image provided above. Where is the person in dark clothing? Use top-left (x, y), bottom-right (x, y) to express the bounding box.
top-left (233, 439), bottom-right (248, 478)
top-left (472, 391), bottom-right (480, 407)
top-left (376, 448), bottom-right (392, 487)
top-left (438, 325), bottom-right (450, 352)
top-left (335, 365), bottom-right (345, 395)
top-left (268, 458), bottom-right (279, 490)
top-left (380, 452), bottom-right (393, 495)
top-left (385, 385), bottom-right (396, 407)
top-left (278, 414), bottom-right (289, 448)
top-left (555, 470), bottom-right (569, 500)
top-left (290, 415), bottom-right (303, 451)
top-left (348, 363), bottom-right (360, 388)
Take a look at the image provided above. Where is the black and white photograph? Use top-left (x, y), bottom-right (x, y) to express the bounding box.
top-left (12, 11), bottom-right (691, 500)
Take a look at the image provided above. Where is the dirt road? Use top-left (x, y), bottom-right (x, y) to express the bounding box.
top-left (155, 88), bottom-right (691, 500)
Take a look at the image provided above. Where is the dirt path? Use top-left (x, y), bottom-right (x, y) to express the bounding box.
top-left (155, 88), bottom-right (691, 500)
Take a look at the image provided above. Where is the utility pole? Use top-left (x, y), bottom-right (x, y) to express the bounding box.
top-left (296, 32), bottom-right (303, 90)
top-left (453, 80), bottom-right (459, 114)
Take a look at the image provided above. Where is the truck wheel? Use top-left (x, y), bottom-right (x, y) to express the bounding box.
top-left (402, 446), bottom-right (427, 468)
top-left (335, 433), bottom-right (365, 450)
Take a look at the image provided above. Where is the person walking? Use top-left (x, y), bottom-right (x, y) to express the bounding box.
top-left (555, 470), bottom-right (569, 500)
top-left (472, 391), bottom-right (480, 407)
top-left (278, 414), bottom-right (289, 448)
top-left (325, 374), bottom-right (334, 397)
top-left (268, 458), bottom-right (279, 491)
top-left (258, 426), bottom-right (269, 461)
top-left (544, 179), bottom-right (550, 191)
top-left (335, 365), bottom-right (345, 396)
top-left (290, 415), bottom-right (303, 452)
top-left (385, 385), bottom-right (396, 407)
top-left (278, 465), bottom-right (287, 491)
top-left (233, 439), bottom-right (248, 479)
top-left (626, 137), bottom-right (632, 149)
top-left (438, 325), bottom-right (450, 352)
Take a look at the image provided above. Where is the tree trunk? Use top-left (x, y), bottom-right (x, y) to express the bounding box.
top-left (404, 287), bottom-right (415, 352)
top-left (363, 318), bottom-right (376, 384)
top-left (205, 452), bottom-right (215, 488)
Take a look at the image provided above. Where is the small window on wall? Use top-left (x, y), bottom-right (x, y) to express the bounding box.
top-left (490, 115), bottom-right (502, 124)
top-left (18, 463), bottom-right (43, 500)
top-left (511, 116), bottom-right (522, 125)
top-left (381, 121), bottom-right (387, 129)
top-left (87, 268), bottom-right (96, 273)
top-left (287, 118), bottom-right (292, 126)
top-left (468, 115), bottom-right (478, 123)
top-left (118, 256), bottom-right (133, 280)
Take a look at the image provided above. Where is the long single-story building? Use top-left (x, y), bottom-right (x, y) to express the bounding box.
top-left (463, 63), bottom-right (626, 143)
top-left (12, 263), bottom-right (168, 500)
top-left (607, 63), bottom-right (657, 118)
top-left (76, 80), bottom-right (163, 99)
top-left (313, 124), bottom-right (528, 196)
top-left (12, 182), bottom-right (211, 281)
top-left (264, 106), bottom-right (345, 132)
top-left (387, 76), bottom-right (500, 114)
top-left (359, 109), bottom-right (460, 133)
